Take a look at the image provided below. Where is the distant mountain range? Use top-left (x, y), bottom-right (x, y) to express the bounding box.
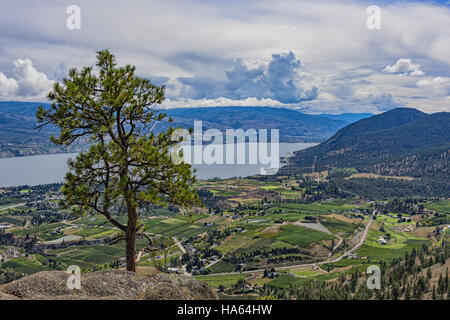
top-left (283, 108), bottom-right (450, 183)
top-left (0, 102), bottom-right (70, 158)
top-left (318, 113), bottom-right (373, 123)
top-left (0, 102), bottom-right (368, 158)
top-left (156, 106), bottom-right (357, 142)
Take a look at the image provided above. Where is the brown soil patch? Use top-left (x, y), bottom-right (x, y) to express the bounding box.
top-left (262, 224), bottom-right (282, 234)
top-left (311, 243), bottom-right (329, 258)
top-left (321, 239), bottom-right (334, 248)
top-left (420, 258), bottom-right (450, 294)
top-left (409, 227), bottom-right (434, 238)
top-left (196, 216), bottom-right (221, 224)
top-left (328, 213), bottom-right (358, 224)
top-left (345, 173), bottom-right (416, 181)
top-left (304, 171), bottom-right (329, 180)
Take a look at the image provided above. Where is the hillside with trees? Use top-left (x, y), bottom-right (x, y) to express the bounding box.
top-left (282, 108), bottom-right (450, 196)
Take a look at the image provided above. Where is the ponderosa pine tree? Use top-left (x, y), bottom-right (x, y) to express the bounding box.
top-left (37, 50), bottom-right (200, 271)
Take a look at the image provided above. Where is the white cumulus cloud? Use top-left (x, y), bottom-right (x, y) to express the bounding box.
top-left (13, 58), bottom-right (54, 97)
top-left (0, 58), bottom-right (54, 99)
top-left (383, 58), bottom-right (425, 76)
top-left (161, 97), bottom-right (287, 109)
top-left (0, 72), bottom-right (18, 97)
top-left (416, 77), bottom-right (449, 88)
top-left (175, 52), bottom-right (318, 104)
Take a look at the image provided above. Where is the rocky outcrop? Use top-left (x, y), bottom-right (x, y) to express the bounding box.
top-left (0, 269), bottom-right (218, 300)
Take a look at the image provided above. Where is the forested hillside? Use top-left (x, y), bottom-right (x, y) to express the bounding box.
top-left (281, 108), bottom-right (450, 197)
top-left (286, 108), bottom-right (449, 178)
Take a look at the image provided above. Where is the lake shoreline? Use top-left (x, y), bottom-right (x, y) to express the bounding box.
top-left (0, 143), bottom-right (317, 188)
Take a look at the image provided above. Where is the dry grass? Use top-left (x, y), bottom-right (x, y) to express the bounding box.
top-left (196, 215), bottom-right (222, 224)
top-left (328, 213), bottom-right (358, 224)
top-left (345, 173), bottom-right (416, 181)
top-left (422, 258), bottom-right (450, 288)
top-left (304, 171), bottom-right (329, 180)
top-left (409, 226), bottom-right (434, 238)
top-left (262, 224), bottom-right (282, 234)
top-left (310, 243), bottom-right (330, 258)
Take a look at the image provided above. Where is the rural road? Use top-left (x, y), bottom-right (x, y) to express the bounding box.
top-left (323, 216), bottom-right (373, 264)
top-left (173, 236), bottom-right (191, 276)
top-left (205, 258), bottom-right (222, 269)
top-left (329, 234), bottom-right (344, 257)
top-left (199, 215), bottom-right (374, 277)
top-left (174, 236), bottom-right (186, 254)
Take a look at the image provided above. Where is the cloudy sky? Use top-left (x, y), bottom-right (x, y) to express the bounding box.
top-left (0, 0), bottom-right (449, 114)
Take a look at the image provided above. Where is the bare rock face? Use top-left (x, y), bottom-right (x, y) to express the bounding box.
top-left (0, 270), bottom-right (218, 300)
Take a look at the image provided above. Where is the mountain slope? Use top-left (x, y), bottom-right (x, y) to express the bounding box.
top-left (0, 102), bottom-right (361, 158)
top-left (0, 102), bottom-right (67, 158)
top-left (285, 108), bottom-right (450, 180)
top-left (324, 108), bottom-right (426, 146)
top-left (319, 113), bottom-right (373, 123)
top-left (0, 101), bottom-right (44, 117)
top-left (157, 106), bottom-right (348, 142)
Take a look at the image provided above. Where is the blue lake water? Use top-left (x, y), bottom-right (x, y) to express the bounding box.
top-left (0, 143), bottom-right (316, 187)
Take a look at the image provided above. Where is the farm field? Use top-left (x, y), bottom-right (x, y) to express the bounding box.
top-left (0, 176), bottom-right (448, 300)
top-left (274, 224), bottom-right (335, 246)
top-left (321, 218), bottom-right (359, 235)
top-left (424, 200), bottom-right (450, 214)
top-left (143, 216), bottom-right (211, 238)
top-left (195, 274), bottom-right (247, 288)
top-left (0, 257), bottom-right (51, 274)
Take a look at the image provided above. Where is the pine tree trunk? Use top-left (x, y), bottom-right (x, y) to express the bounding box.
top-left (125, 230), bottom-right (136, 271)
top-left (126, 206), bottom-right (137, 272)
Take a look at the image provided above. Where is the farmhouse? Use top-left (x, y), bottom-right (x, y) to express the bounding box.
top-left (378, 236), bottom-right (387, 245)
top-left (167, 267), bottom-right (180, 274)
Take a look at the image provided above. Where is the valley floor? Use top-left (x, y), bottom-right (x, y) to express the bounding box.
top-left (0, 176), bottom-right (449, 299)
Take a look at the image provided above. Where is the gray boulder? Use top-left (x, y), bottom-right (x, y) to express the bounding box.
top-left (0, 269), bottom-right (218, 300)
